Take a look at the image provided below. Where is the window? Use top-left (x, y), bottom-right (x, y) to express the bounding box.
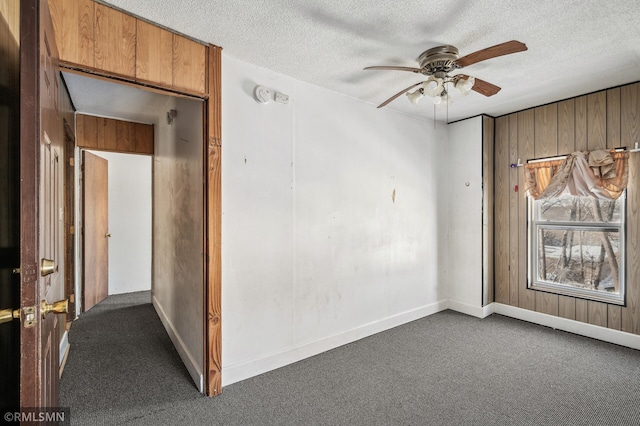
top-left (528, 193), bottom-right (625, 305)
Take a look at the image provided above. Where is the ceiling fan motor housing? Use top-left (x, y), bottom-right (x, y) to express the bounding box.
top-left (418, 45), bottom-right (460, 76)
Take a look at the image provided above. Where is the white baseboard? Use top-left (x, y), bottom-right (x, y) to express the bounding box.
top-left (447, 300), bottom-right (494, 318)
top-left (494, 303), bottom-right (640, 351)
top-left (153, 296), bottom-right (204, 392)
top-left (222, 299), bottom-right (449, 386)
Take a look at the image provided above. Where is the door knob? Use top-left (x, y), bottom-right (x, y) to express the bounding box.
top-left (0, 308), bottom-right (20, 325)
top-left (40, 258), bottom-right (55, 276)
top-left (41, 299), bottom-right (69, 319)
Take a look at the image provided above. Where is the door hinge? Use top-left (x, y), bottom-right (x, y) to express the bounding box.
top-left (69, 225), bottom-right (75, 235)
top-left (69, 157), bottom-right (75, 167)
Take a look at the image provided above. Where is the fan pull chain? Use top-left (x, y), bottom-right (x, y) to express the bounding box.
top-left (433, 104), bottom-right (436, 130)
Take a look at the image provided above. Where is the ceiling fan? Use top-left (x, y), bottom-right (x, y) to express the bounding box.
top-left (365, 40), bottom-right (527, 108)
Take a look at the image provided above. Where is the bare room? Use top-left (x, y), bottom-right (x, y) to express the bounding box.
top-left (2, 0), bottom-right (640, 424)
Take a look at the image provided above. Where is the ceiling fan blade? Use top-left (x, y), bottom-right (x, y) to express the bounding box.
top-left (377, 81), bottom-right (425, 108)
top-left (364, 65), bottom-right (423, 73)
top-left (459, 74), bottom-right (501, 96)
top-left (455, 40), bottom-right (527, 68)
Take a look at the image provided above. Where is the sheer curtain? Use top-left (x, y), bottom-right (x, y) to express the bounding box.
top-left (525, 150), bottom-right (629, 200)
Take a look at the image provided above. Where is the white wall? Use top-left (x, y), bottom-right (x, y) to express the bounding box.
top-left (152, 96), bottom-right (205, 391)
top-left (88, 151), bottom-right (152, 295)
top-left (446, 117), bottom-right (483, 312)
top-left (222, 54), bottom-right (449, 385)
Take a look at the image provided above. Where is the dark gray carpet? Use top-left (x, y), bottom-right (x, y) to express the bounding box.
top-left (61, 292), bottom-right (640, 425)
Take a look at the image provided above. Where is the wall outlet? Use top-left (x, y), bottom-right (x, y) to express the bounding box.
top-left (274, 92), bottom-right (289, 104)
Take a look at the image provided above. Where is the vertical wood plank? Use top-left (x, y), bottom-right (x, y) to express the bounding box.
top-left (607, 87), bottom-right (621, 149)
top-left (587, 91), bottom-right (607, 151)
top-left (586, 92), bottom-right (609, 326)
top-left (622, 152), bottom-right (640, 333)
top-left (96, 117), bottom-right (116, 151)
top-left (95, 4), bottom-right (136, 78)
top-left (535, 291), bottom-right (558, 316)
top-left (47, 0), bottom-right (94, 68)
top-left (620, 82), bottom-right (640, 148)
top-left (621, 83), bottom-right (640, 334)
top-left (575, 96), bottom-right (588, 151)
top-left (76, 114), bottom-right (98, 149)
top-left (558, 296), bottom-right (576, 320)
top-left (576, 299), bottom-right (588, 323)
top-left (115, 120), bottom-right (134, 152)
top-left (608, 305), bottom-right (622, 330)
top-left (494, 117), bottom-right (509, 304)
top-left (206, 45), bottom-right (223, 396)
top-left (558, 99), bottom-right (576, 319)
top-left (587, 302), bottom-right (608, 327)
top-left (134, 123), bottom-right (154, 155)
top-left (557, 99), bottom-right (577, 319)
top-left (173, 34), bottom-right (206, 94)
top-left (482, 116), bottom-right (494, 305)
top-left (518, 110), bottom-right (536, 311)
top-left (606, 85), bottom-right (622, 328)
top-left (136, 19), bottom-right (173, 86)
top-left (534, 104), bottom-right (558, 157)
top-left (508, 114), bottom-right (519, 306)
top-left (557, 99), bottom-right (575, 155)
top-left (575, 93), bottom-right (601, 324)
top-left (533, 103), bottom-right (559, 316)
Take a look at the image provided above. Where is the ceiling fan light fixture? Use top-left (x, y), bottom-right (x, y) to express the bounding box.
top-left (406, 88), bottom-right (424, 104)
top-left (366, 40), bottom-right (526, 109)
top-left (455, 76), bottom-right (475, 95)
top-left (425, 77), bottom-right (444, 97)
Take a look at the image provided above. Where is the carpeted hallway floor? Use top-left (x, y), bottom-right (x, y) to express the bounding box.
top-left (61, 291), bottom-right (640, 425)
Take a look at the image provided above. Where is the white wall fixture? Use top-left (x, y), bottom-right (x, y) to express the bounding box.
top-left (254, 85), bottom-right (272, 104)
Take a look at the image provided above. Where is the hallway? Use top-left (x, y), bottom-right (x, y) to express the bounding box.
top-left (60, 292), bottom-right (203, 423)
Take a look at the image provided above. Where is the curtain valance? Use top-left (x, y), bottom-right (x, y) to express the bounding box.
top-left (524, 150), bottom-right (629, 200)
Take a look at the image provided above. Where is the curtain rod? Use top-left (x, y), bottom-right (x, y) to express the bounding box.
top-left (526, 147), bottom-right (629, 165)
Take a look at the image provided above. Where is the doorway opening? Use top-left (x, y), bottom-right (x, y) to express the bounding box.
top-left (62, 71), bottom-right (206, 393)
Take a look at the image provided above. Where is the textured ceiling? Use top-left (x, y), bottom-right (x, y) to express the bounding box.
top-left (98, 0), bottom-right (640, 122)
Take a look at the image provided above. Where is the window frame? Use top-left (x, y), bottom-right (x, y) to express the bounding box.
top-left (527, 192), bottom-right (626, 306)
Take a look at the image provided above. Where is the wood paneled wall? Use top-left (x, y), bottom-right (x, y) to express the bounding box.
top-left (76, 114), bottom-right (153, 155)
top-left (494, 82), bottom-right (640, 334)
top-left (48, 0), bottom-right (207, 96)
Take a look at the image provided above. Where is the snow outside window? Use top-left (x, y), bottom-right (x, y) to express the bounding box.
top-left (528, 193), bottom-right (626, 305)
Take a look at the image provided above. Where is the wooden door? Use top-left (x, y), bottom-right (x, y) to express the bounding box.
top-left (82, 151), bottom-right (109, 311)
top-left (19, 0), bottom-right (67, 410)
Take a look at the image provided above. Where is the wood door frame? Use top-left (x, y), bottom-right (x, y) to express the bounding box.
top-left (55, 46), bottom-right (222, 396)
top-left (63, 120), bottom-right (76, 321)
top-left (20, 0), bottom-right (44, 407)
top-left (205, 45), bottom-right (222, 396)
